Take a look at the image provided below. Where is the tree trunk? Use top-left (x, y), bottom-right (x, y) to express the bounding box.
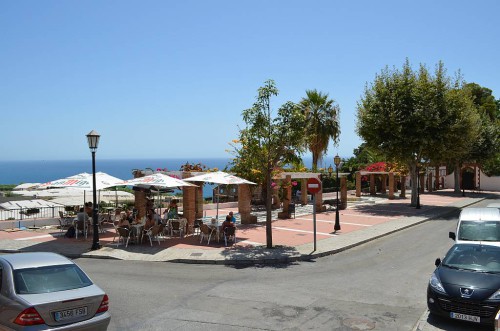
top-left (410, 162), bottom-right (417, 207)
top-left (266, 162), bottom-right (273, 248)
top-left (454, 161), bottom-right (461, 193)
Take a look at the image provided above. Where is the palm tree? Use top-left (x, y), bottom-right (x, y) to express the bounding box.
top-left (299, 89), bottom-right (341, 171)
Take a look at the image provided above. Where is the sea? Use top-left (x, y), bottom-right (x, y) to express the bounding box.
top-left (0, 158), bottom-right (233, 198)
top-left (0, 157), bottom-right (323, 198)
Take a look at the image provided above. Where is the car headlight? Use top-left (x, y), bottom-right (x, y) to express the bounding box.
top-left (429, 272), bottom-right (446, 294)
top-left (488, 289), bottom-right (500, 301)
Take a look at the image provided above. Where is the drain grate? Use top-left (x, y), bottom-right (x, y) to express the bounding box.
top-left (190, 253), bottom-right (203, 257)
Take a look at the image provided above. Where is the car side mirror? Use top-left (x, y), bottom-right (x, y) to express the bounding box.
top-left (435, 258), bottom-right (441, 267)
top-left (449, 232), bottom-right (456, 240)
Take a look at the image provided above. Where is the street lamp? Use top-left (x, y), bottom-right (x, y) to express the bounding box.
top-left (86, 130), bottom-right (101, 250)
top-left (334, 154), bottom-right (341, 232)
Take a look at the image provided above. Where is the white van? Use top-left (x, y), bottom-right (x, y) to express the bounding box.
top-left (449, 207), bottom-right (500, 246)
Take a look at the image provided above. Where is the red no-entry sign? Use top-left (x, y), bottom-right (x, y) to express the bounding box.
top-left (306, 177), bottom-right (322, 194)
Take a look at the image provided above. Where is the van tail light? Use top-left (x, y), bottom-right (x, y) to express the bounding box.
top-left (14, 307), bottom-right (45, 326)
top-left (96, 294), bottom-right (109, 314)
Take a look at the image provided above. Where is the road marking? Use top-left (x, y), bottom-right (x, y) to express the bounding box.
top-left (294, 217), bottom-right (373, 227)
top-left (272, 227), bottom-right (336, 236)
top-left (15, 234), bottom-right (53, 241)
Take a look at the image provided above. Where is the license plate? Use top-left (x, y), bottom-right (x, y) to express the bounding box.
top-left (54, 306), bottom-right (88, 321)
top-left (450, 312), bottom-right (480, 323)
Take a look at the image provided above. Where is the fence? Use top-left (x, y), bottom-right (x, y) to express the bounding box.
top-left (0, 206), bottom-right (67, 222)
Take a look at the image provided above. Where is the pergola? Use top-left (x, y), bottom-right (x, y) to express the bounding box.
top-left (355, 171), bottom-right (406, 199)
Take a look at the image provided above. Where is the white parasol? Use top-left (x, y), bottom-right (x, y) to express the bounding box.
top-left (184, 171), bottom-right (256, 220)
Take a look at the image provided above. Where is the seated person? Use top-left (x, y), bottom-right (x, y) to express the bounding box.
top-left (84, 202), bottom-right (93, 217)
top-left (228, 211), bottom-right (236, 224)
top-left (149, 209), bottom-right (162, 225)
top-left (221, 215), bottom-right (235, 236)
top-left (167, 200), bottom-right (179, 219)
top-left (144, 213), bottom-right (156, 230)
top-left (117, 214), bottom-right (130, 229)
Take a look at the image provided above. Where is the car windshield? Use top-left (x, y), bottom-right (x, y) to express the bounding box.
top-left (442, 244), bottom-right (500, 273)
top-left (14, 264), bottom-right (93, 294)
top-left (458, 221), bottom-right (500, 241)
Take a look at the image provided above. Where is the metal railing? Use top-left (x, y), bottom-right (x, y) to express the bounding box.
top-left (0, 206), bottom-right (67, 222)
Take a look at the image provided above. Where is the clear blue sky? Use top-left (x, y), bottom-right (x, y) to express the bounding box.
top-left (1, 1), bottom-right (499, 162)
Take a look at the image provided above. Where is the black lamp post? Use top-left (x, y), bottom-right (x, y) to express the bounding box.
top-left (86, 130), bottom-right (101, 250)
top-left (334, 155), bottom-right (341, 232)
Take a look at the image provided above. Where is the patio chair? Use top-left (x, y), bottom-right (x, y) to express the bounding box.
top-left (58, 211), bottom-right (72, 234)
top-left (170, 220), bottom-right (184, 238)
top-left (224, 226), bottom-right (236, 247)
top-left (200, 223), bottom-right (214, 245)
top-left (142, 224), bottom-right (162, 246)
top-left (116, 227), bottom-right (131, 247)
top-left (75, 213), bottom-right (89, 239)
top-left (193, 219), bottom-right (203, 236)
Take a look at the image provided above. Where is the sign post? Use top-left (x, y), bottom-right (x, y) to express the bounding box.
top-left (307, 178), bottom-right (322, 251)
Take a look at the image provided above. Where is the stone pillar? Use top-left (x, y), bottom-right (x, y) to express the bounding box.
top-left (388, 172), bottom-right (395, 199)
top-left (399, 176), bottom-right (406, 198)
top-left (370, 174), bottom-right (376, 196)
top-left (133, 171), bottom-right (147, 219)
top-left (272, 185), bottom-right (280, 209)
top-left (238, 184), bottom-right (256, 224)
top-left (301, 179), bottom-right (308, 205)
top-left (434, 165), bottom-right (439, 190)
top-left (356, 172), bottom-right (361, 197)
top-left (428, 172), bottom-right (433, 193)
top-left (419, 173), bottom-right (425, 193)
top-left (340, 177), bottom-right (347, 209)
top-left (278, 175), bottom-right (293, 218)
top-left (182, 172), bottom-right (196, 233)
top-left (380, 174), bottom-right (387, 194)
top-left (316, 176), bottom-right (325, 212)
top-left (195, 185), bottom-right (203, 219)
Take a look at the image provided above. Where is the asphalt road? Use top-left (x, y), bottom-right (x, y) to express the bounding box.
top-left (73, 199), bottom-right (499, 331)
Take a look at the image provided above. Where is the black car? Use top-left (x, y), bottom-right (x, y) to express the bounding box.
top-left (427, 243), bottom-right (500, 326)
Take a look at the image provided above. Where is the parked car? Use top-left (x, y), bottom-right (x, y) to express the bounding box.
top-left (0, 252), bottom-right (110, 330)
top-left (449, 207), bottom-right (500, 246)
top-left (427, 243), bottom-right (500, 326)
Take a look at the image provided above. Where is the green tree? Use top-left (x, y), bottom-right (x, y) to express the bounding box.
top-left (357, 59), bottom-right (479, 205)
top-left (298, 90), bottom-right (341, 171)
top-left (463, 83), bottom-right (500, 176)
top-left (230, 80), bottom-right (306, 248)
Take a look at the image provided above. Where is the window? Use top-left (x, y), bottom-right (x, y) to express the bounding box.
top-left (14, 264), bottom-right (92, 294)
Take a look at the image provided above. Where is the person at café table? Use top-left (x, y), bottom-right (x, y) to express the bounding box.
top-left (228, 211), bottom-right (236, 224)
top-left (117, 214), bottom-right (130, 229)
top-left (144, 213), bottom-right (156, 230)
top-left (167, 199), bottom-right (179, 219)
top-left (221, 215), bottom-right (235, 238)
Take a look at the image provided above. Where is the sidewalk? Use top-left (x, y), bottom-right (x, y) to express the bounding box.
top-left (0, 189), bottom-right (497, 265)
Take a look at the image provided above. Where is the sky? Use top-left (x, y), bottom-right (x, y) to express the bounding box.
top-left (1, 0), bottom-right (499, 162)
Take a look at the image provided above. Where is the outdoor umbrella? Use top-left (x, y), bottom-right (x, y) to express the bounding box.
top-left (184, 171), bottom-right (256, 220)
top-left (38, 172), bottom-right (125, 233)
top-left (117, 173), bottom-right (198, 215)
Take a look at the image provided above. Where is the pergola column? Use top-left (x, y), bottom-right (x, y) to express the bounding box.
top-left (419, 173), bottom-right (425, 193)
top-left (238, 184), bottom-right (256, 224)
top-left (356, 172), bottom-right (361, 197)
top-left (381, 174), bottom-right (387, 194)
top-left (340, 177), bottom-right (347, 209)
top-left (182, 172), bottom-right (196, 233)
top-left (370, 174), bottom-right (376, 195)
top-left (278, 175), bottom-right (292, 218)
top-left (399, 176), bottom-right (406, 198)
top-left (388, 172), bottom-right (395, 199)
top-left (301, 179), bottom-right (308, 205)
top-left (428, 172), bottom-right (433, 193)
top-left (195, 184), bottom-right (203, 219)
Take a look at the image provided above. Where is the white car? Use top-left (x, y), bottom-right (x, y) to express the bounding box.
top-left (449, 207), bottom-right (500, 247)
